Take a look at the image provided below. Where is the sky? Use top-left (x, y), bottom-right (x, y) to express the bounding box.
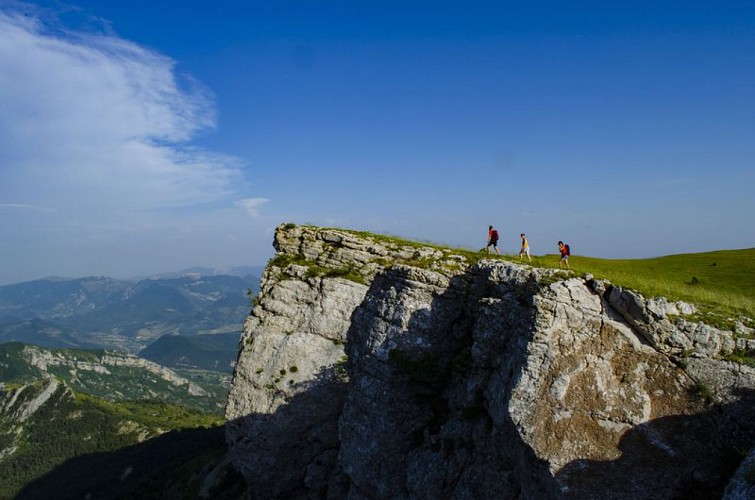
top-left (0, 0), bottom-right (753, 284)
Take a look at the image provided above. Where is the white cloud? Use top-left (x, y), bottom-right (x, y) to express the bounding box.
top-left (0, 7), bottom-right (273, 283)
top-left (236, 198), bottom-right (271, 219)
top-left (0, 203), bottom-right (55, 212)
top-left (0, 8), bottom-right (242, 215)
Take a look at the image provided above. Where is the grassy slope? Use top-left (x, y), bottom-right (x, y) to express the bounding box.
top-left (522, 248), bottom-right (754, 320)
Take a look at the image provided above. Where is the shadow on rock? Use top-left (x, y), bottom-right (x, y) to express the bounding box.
top-left (337, 264), bottom-right (558, 499)
top-left (224, 364), bottom-right (351, 499)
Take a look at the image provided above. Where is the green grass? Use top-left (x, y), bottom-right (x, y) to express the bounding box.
top-left (722, 349), bottom-right (755, 368)
top-left (269, 253), bottom-right (310, 269)
top-left (269, 253), bottom-right (367, 285)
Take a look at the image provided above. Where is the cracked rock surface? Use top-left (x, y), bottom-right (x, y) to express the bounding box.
top-left (225, 224), bottom-right (754, 499)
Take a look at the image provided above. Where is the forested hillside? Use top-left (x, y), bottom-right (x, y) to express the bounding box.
top-left (0, 377), bottom-right (225, 499)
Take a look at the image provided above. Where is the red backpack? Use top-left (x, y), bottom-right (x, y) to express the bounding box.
top-left (491, 230), bottom-right (499, 240)
top-left (564, 244), bottom-right (571, 256)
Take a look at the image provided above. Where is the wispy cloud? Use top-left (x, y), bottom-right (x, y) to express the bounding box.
top-left (0, 6), bottom-right (270, 283)
top-left (0, 203), bottom-right (56, 212)
top-left (236, 198), bottom-right (271, 219)
top-left (0, 7), bottom-right (242, 216)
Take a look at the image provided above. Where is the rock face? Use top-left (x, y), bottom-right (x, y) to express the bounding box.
top-left (225, 224), bottom-right (755, 499)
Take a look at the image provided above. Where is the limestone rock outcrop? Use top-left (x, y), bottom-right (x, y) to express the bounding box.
top-left (21, 344), bottom-right (206, 396)
top-left (225, 224), bottom-right (755, 499)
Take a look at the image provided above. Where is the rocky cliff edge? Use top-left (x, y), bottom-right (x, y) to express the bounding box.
top-left (225, 224), bottom-right (754, 499)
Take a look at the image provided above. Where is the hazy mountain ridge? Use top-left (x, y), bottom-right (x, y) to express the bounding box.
top-left (135, 266), bottom-right (267, 281)
top-left (0, 272), bottom-right (260, 355)
top-left (0, 276), bottom-right (131, 320)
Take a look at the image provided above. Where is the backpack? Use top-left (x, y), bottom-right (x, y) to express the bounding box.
top-left (491, 230), bottom-right (499, 240)
top-left (565, 244), bottom-right (570, 256)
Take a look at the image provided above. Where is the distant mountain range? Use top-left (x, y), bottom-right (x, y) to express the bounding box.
top-left (0, 271), bottom-right (261, 367)
top-left (131, 265), bottom-right (266, 281)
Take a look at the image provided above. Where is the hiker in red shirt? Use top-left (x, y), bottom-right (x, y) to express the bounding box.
top-left (558, 241), bottom-right (570, 268)
top-left (487, 225), bottom-right (500, 255)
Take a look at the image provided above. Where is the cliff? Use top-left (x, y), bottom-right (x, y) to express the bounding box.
top-left (225, 224), bottom-right (755, 499)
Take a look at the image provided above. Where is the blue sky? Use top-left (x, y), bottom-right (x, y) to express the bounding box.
top-left (0, 0), bottom-right (753, 284)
